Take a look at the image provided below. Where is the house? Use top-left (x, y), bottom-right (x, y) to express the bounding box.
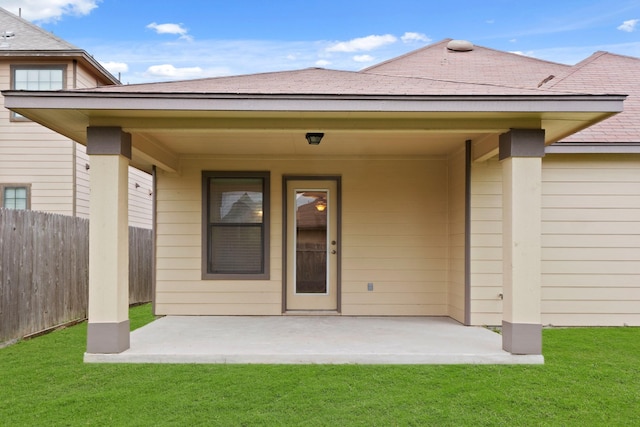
top-left (0, 7), bottom-right (152, 228)
top-left (4, 38), bottom-right (637, 358)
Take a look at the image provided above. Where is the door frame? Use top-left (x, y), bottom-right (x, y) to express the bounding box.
top-left (282, 175), bottom-right (342, 313)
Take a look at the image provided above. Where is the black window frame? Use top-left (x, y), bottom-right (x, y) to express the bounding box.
top-left (201, 171), bottom-right (270, 280)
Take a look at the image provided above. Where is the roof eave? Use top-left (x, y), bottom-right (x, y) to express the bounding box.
top-left (2, 90), bottom-right (627, 114)
top-left (0, 50), bottom-right (120, 85)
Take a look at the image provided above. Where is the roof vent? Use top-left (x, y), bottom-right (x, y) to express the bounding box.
top-left (447, 40), bottom-right (474, 52)
top-left (0, 31), bottom-right (15, 47)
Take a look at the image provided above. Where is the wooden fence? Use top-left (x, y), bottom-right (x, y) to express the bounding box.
top-left (0, 208), bottom-right (152, 343)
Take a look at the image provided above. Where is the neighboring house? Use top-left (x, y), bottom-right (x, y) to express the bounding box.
top-left (0, 7), bottom-right (152, 228)
top-left (4, 38), bottom-right (638, 358)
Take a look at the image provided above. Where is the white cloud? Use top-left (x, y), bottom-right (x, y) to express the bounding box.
top-left (400, 32), bottom-right (430, 43)
top-left (145, 64), bottom-right (203, 79)
top-left (315, 59), bottom-right (331, 67)
top-left (353, 55), bottom-right (374, 62)
top-left (101, 61), bottom-right (128, 74)
top-left (326, 34), bottom-right (397, 52)
top-left (146, 22), bottom-right (192, 41)
top-left (617, 19), bottom-right (639, 32)
top-left (1, 0), bottom-right (99, 22)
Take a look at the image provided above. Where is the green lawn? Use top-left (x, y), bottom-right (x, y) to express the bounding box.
top-left (1, 305), bottom-right (639, 426)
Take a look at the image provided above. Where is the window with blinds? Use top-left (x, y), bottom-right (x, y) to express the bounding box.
top-left (202, 172), bottom-right (270, 279)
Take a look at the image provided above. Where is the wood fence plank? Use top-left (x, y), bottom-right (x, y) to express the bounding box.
top-left (0, 208), bottom-right (151, 343)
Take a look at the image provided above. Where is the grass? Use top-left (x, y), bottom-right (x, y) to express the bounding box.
top-left (1, 305), bottom-right (639, 426)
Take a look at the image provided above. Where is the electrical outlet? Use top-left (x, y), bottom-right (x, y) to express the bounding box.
top-left (367, 282), bottom-right (374, 291)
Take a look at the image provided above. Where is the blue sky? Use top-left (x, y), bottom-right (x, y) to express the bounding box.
top-left (2, 0), bottom-right (640, 84)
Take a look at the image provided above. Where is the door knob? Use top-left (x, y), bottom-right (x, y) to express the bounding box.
top-left (331, 249), bottom-right (337, 254)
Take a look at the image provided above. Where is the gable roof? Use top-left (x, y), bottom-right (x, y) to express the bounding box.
top-left (0, 7), bottom-right (76, 51)
top-left (0, 7), bottom-right (119, 85)
top-left (543, 51), bottom-right (640, 143)
top-left (362, 38), bottom-right (571, 89)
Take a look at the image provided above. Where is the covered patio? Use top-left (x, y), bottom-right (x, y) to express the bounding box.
top-left (84, 315), bottom-right (543, 364)
top-left (3, 61), bottom-right (624, 362)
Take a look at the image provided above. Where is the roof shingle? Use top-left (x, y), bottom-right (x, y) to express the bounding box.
top-left (543, 51), bottom-right (640, 143)
top-left (0, 7), bottom-right (77, 51)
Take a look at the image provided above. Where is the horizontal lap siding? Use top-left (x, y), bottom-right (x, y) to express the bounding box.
top-left (541, 154), bottom-right (640, 326)
top-left (127, 167), bottom-right (153, 229)
top-left (156, 157), bottom-right (449, 316)
top-left (469, 159), bottom-right (503, 325)
top-left (340, 159), bottom-right (448, 316)
top-left (156, 158), bottom-right (280, 316)
top-left (75, 144), bottom-right (90, 218)
top-left (448, 147), bottom-right (466, 322)
top-left (0, 61), bottom-right (132, 220)
top-left (469, 154), bottom-right (640, 327)
top-left (0, 125), bottom-right (74, 215)
top-left (0, 61), bottom-right (73, 215)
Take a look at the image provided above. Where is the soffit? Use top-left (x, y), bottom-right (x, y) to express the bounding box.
top-left (4, 92), bottom-right (623, 173)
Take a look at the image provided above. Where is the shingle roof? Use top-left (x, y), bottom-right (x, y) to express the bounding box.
top-left (543, 51), bottom-right (640, 143)
top-left (362, 39), bottom-right (571, 89)
top-left (83, 38), bottom-right (604, 97)
top-left (0, 7), bottom-right (77, 51)
top-left (86, 65), bottom-right (590, 97)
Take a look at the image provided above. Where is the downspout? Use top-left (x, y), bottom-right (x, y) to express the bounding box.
top-left (464, 140), bottom-right (472, 326)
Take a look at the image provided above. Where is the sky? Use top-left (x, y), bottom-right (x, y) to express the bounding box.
top-left (1, 0), bottom-right (639, 84)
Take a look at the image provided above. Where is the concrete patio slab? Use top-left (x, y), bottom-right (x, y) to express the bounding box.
top-left (84, 316), bottom-right (544, 364)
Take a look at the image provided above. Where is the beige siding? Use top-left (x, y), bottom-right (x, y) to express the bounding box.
top-left (0, 61), bottom-right (75, 216)
top-left (75, 143), bottom-right (90, 218)
top-left (469, 154), bottom-right (640, 327)
top-left (0, 60), bottom-right (75, 215)
top-left (447, 147), bottom-right (466, 322)
top-left (1, 60), bottom-right (151, 224)
top-left (541, 154), bottom-right (640, 326)
top-left (127, 167), bottom-right (153, 229)
top-left (469, 158), bottom-right (503, 325)
top-left (156, 156), bottom-right (449, 316)
top-left (75, 63), bottom-right (101, 88)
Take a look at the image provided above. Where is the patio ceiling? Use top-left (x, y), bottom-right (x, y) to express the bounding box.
top-left (3, 91), bottom-right (625, 173)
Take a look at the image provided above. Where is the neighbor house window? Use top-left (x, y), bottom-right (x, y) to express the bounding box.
top-left (1, 185), bottom-right (30, 210)
top-left (202, 172), bottom-right (270, 280)
top-left (11, 65), bottom-right (65, 120)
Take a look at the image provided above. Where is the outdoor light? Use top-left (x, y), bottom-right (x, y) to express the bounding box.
top-left (306, 132), bottom-right (324, 145)
top-left (315, 198), bottom-right (327, 212)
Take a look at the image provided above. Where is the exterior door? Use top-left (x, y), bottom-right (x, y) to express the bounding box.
top-left (286, 179), bottom-right (339, 311)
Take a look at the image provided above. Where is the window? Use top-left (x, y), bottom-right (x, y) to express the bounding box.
top-left (202, 172), bottom-right (270, 279)
top-left (1, 185), bottom-right (30, 209)
top-left (11, 65), bottom-right (65, 120)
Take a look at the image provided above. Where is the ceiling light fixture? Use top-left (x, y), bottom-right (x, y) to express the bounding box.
top-left (305, 132), bottom-right (324, 145)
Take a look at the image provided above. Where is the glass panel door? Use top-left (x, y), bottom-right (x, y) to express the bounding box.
top-left (286, 179), bottom-right (338, 311)
top-left (295, 190), bottom-right (328, 294)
